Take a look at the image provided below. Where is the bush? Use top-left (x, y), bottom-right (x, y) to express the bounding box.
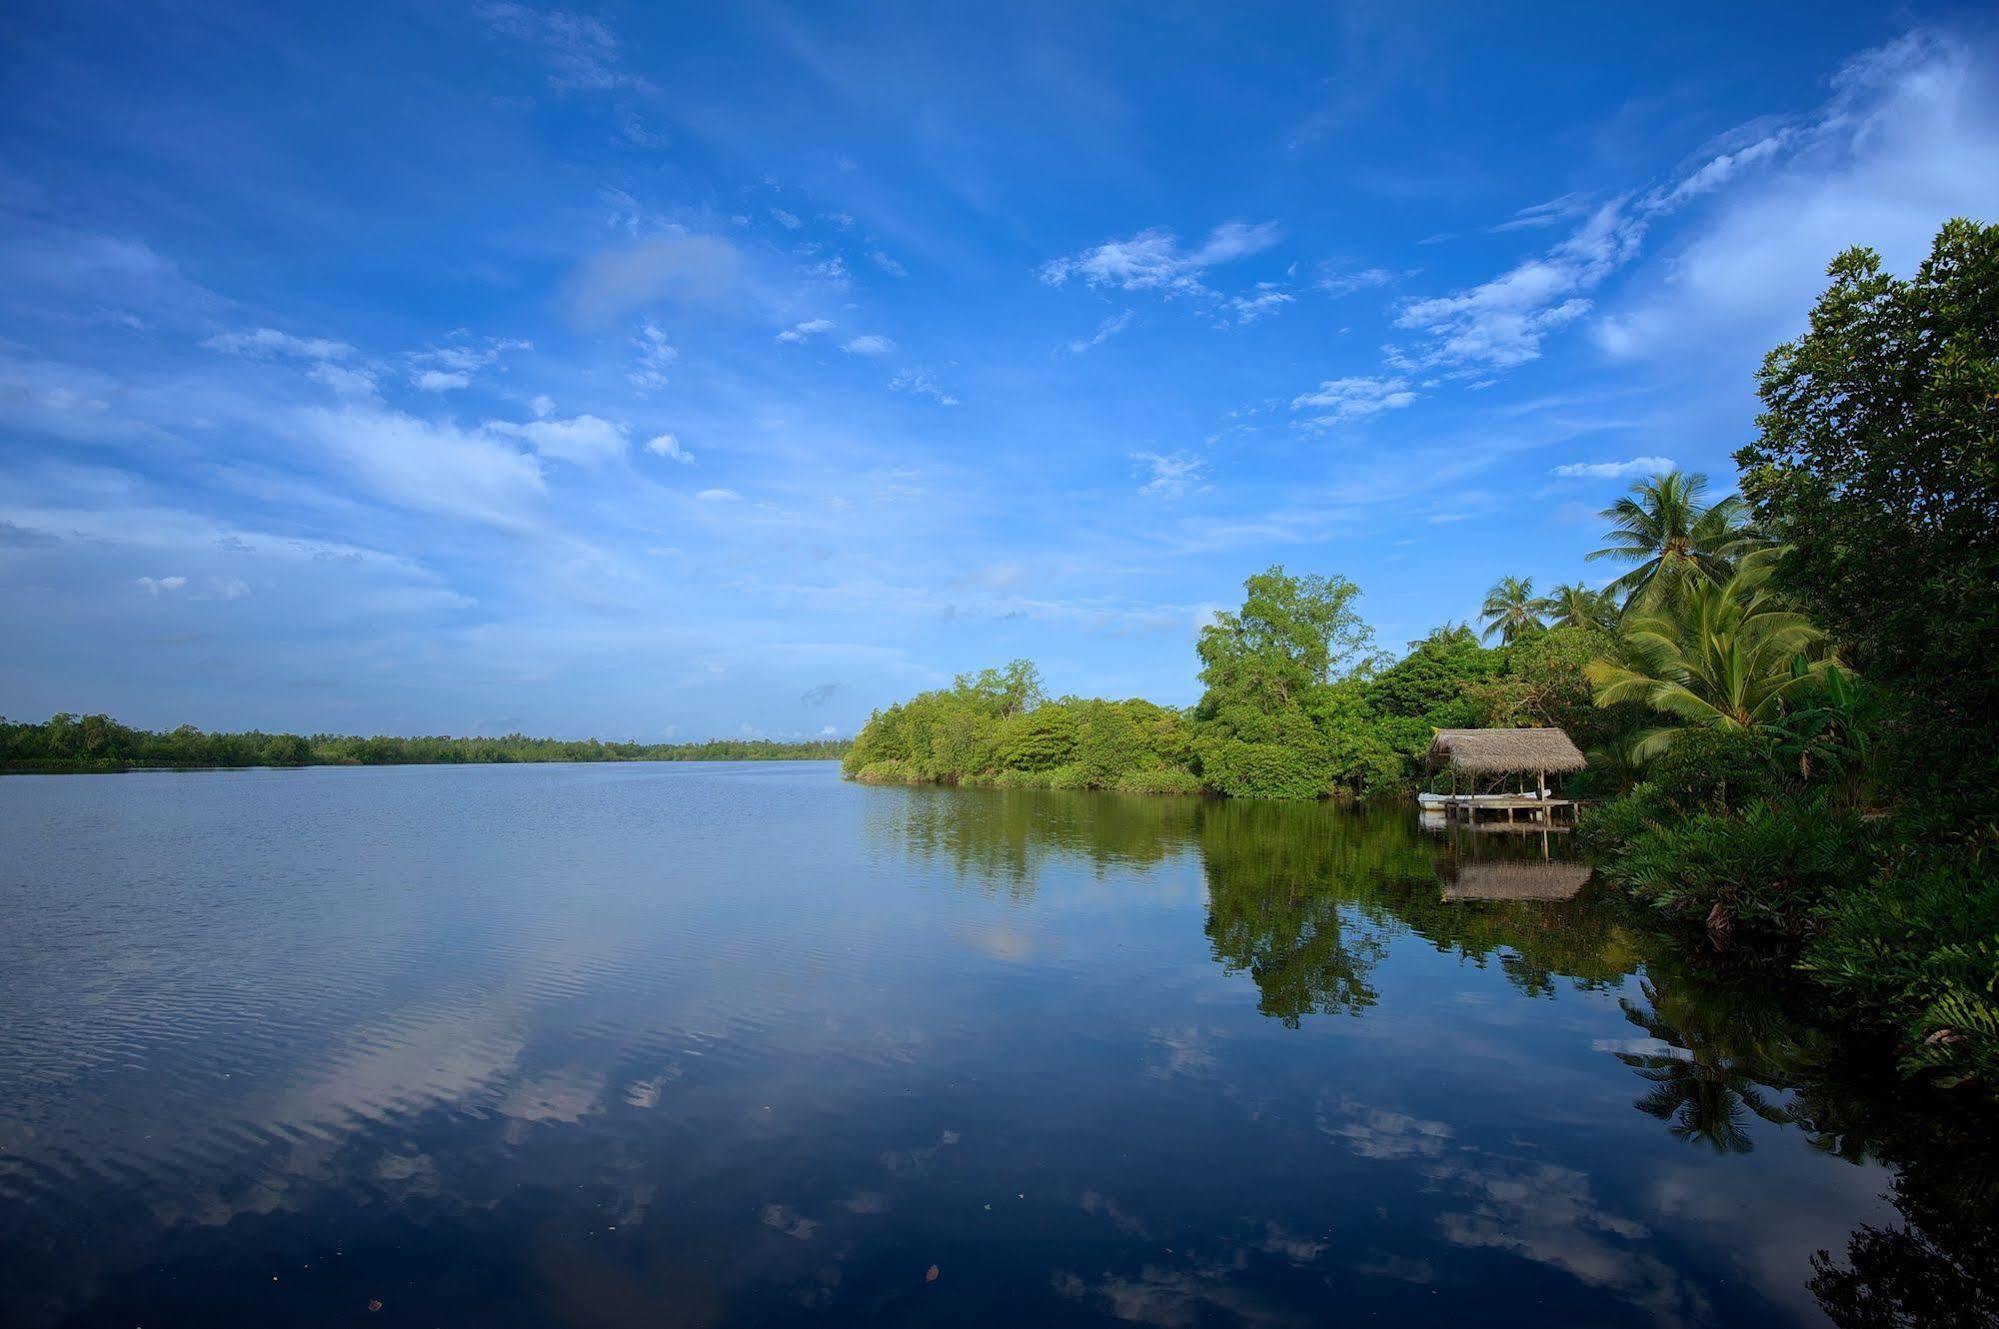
top-left (1596, 793), bottom-right (1876, 937)
top-left (1644, 726), bottom-right (1779, 815)
top-left (1808, 832), bottom-right (1999, 1088)
top-left (1113, 768), bottom-right (1204, 796)
top-left (1576, 786), bottom-right (1667, 860)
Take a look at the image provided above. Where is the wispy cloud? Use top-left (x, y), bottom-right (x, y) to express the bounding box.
top-left (887, 368), bottom-right (958, 406)
top-left (1291, 376), bottom-right (1417, 426)
top-left (1040, 220), bottom-right (1282, 297)
top-left (1490, 191), bottom-right (1595, 232)
top-left (1066, 309), bottom-right (1134, 354)
top-left (868, 249), bottom-right (906, 277)
top-left (134, 574), bottom-right (187, 595)
top-left (1222, 282), bottom-right (1293, 326)
top-left (1316, 264), bottom-right (1395, 298)
top-left (628, 322), bottom-right (677, 390)
top-left (775, 318), bottom-right (834, 344)
top-left (203, 327), bottom-right (351, 360)
top-left (696, 487), bottom-right (741, 502)
top-left (1551, 455), bottom-right (1674, 479)
top-left (1131, 451), bottom-right (1207, 498)
top-left (842, 334), bottom-right (895, 356)
top-left (485, 413), bottom-right (628, 467)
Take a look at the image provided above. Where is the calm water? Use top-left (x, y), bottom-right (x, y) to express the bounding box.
top-left (1, 763), bottom-right (1991, 1328)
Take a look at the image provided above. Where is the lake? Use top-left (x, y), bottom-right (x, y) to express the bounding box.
top-left (1, 762), bottom-right (1989, 1327)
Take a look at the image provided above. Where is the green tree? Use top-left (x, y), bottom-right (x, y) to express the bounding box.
top-left (1737, 218), bottom-right (1999, 797)
top-left (1478, 575), bottom-right (1553, 644)
top-left (1585, 550), bottom-right (1832, 760)
top-left (1195, 566), bottom-right (1371, 712)
top-left (1548, 581), bottom-right (1615, 631)
top-left (1587, 470), bottom-right (1756, 606)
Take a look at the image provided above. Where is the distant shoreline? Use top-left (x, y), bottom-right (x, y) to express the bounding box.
top-left (1, 713), bottom-right (852, 774)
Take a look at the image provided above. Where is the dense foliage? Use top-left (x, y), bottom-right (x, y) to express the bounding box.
top-left (0, 713), bottom-right (848, 771)
top-left (844, 584), bottom-right (1614, 800)
top-left (847, 219), bottom-right (1999, 1094)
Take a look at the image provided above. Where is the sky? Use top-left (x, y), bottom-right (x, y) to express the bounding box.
top-left (3, 2), bottom-right (1997, 742)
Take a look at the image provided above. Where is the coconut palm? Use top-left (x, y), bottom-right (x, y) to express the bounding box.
top-left (1587, 470), bottom-right (1759, 607)
top-left (1548, 581), bottom-right (1615, 632)
top-left (1479, 576), bottom-right (1553, 644)
top-left (1585, 548), bottom-right (1832, 761)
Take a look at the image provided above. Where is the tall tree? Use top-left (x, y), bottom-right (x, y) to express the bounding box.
top-left (1195, 566), bottom-right (1371, 712)
top-left (1478, 575), bottom-right (1552, 644)
top-left (1549, 581), bottom-right (1615, 632)
top-left (1586, 550), bottom-right (1831, 760)
top-left (1737, 218), bottom-right (1999, 793)
top-left (1587, 470), bottom-right (1755, 606)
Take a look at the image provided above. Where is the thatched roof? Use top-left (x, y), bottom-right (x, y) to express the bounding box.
top-left (1427, 728), bottom-right (1587, 774)
top-left (1441, 860), bottom-right (1593, 902)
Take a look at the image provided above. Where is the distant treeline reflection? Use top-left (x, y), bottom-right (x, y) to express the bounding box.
top-left (872, 784), bottom-right (1999, 1326)
top-left (0, 712), bottom-right (850, 772)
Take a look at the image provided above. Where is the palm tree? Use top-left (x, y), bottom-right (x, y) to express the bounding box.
top-left (1585, 549), bottom-right (1831, 761)
top-left (1479, 576), bottom-right (1553, 644)
top-left (1548, 581), bottom-right (1614, 632)
top-left (1587, 470), bottom-right (1758, 607)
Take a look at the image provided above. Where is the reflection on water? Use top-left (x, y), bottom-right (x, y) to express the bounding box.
top-left (1, 766), bottom-right (1992, 1327)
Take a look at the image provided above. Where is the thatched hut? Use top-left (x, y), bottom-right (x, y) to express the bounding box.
top-left (1426, 728), bottom-right (1587, 800)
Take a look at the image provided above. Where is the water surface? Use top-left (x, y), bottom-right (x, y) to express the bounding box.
top-left (1, 763), bottom-right (1989, 1327)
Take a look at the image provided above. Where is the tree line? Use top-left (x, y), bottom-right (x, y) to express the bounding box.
top-left (846, 218), bottom-right (1998, 1092)
top-left (0, 714), bottom-right (849, 771)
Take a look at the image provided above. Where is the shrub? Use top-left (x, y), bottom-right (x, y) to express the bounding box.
top-left (1113, 768), bottom-right (1204, 796)
top-left (1597, 793), bottom-right (1875, 937)
top-left (1807, 832), bottom-right (1999, 1088)
top-left (1643, 726), bottom-right (1779, 815)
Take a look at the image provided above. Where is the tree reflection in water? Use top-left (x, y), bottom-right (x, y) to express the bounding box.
top-left (873, 783), bottom-right (1999, 1323)
top-left (1612, 977), bottom-right (1801, 1153)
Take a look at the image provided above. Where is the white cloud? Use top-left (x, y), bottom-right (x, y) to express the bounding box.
top-left (869, 249), bottom-right (906, 277)
top-left (1490, 191), bottom-right (1595, 232)
top-left (887, 369), bottom-right (958, 406)
top-left (1595, 31), bottom-right (1999, 362)
top-left (1291, 376), bottom-right (1417, 425)
top-left (1131, 451), bottom-right (1207, 498)
top-left (530, 394), bottom-right (555, 417)
top-left (486, 413), bottom-right (628, 467)
top-left (803, 255), bottom-right (849, 284)
top-left (1067, 309), bottom-right (1135, 354)
top-left (134, 574), bottom-right (187, 594)
top-left (479, 3), bottom-right (643, 94)
top-left (1040, 220), bottom-right (1282, 297)
top-left (645, 432), bottom-right (693, 463)
top-left (307, 363), bottom-right (379, 400)
top-left (413, 369), bottom-right (471, 393)
top-left (206, 576), bottom-right (252, 600)
top-left (1223, 282), bottom-right (1293, 325)
top-left (628, 322), bottom-right (677, 390)
top-left (696, 487), bottom-right (740, 502)
top-left (770, 208), bottom-right (802, 230)
top-left (296, 403), bottom-right (546, 529)
top-left (1317, 265), bottom-right (1395, 298)
top-left (202, 327), bottom-right (351, 360)
top-left (775, 318), bottom-right (834, 344)
top-left (843, 334), bottom-right (895, 356)
top-left (1551, 456), bottom-right (1675, 479)
top-left (1392, 199), bottom-right (1640, 370)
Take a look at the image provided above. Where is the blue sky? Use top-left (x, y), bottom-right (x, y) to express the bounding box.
top-left (4, 3), bottom-right (1996, 741)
